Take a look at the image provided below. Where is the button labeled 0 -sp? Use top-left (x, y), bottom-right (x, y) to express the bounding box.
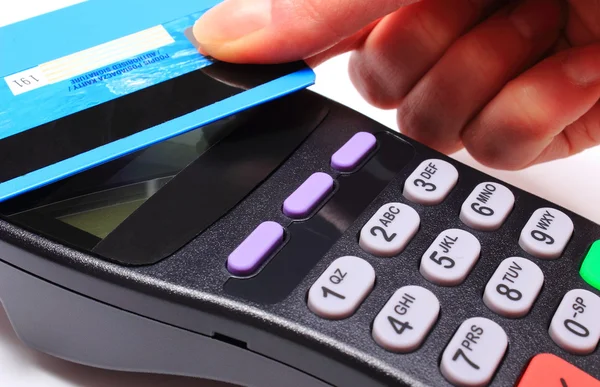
top-left (359, 203), bottom-right (420, 257)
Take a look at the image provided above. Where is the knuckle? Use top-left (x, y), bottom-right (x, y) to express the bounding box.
top-left (348, 53), bottom-right (401, 109)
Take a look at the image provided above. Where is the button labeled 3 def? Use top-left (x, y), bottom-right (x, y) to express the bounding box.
top-left (403, 159), bottom-right (458, 205)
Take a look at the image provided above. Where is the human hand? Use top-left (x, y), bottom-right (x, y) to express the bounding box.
top-left (193, 0), bottom-right (600, 170)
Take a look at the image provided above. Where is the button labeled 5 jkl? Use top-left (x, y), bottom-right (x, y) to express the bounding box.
top-left (359, 203), bottom-right (420, 257)
top-left (420, 229), bottom-right (481, 286)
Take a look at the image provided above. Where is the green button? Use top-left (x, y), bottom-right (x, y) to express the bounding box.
top-left (580, 240), bottom-right (600, 291)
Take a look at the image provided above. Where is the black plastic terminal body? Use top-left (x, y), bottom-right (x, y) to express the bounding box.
top-left (0, 89), bottom-right (599, 387)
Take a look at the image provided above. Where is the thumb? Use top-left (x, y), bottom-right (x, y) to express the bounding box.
top-left (193, 0), bottom-right (418, 63)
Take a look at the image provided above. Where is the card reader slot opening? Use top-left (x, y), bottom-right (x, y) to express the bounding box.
top-left (212, 332), bottom-right (249, 350)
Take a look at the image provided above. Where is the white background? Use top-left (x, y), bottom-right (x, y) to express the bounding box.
top-left (1, 1), bottom-right (600, 386)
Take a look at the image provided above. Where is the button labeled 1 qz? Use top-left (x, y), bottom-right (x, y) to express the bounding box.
top-left (307, 256), bottom-right (375, 320)
top-left (359, 203), bottom-right (420, 257)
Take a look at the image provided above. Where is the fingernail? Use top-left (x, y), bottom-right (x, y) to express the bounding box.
top-left (563, 46), bottom-right (600, 86)
top-left (193, 0), bottom-right (272, 44)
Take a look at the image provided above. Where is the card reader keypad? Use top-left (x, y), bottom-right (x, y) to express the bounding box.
top-left (419, 229), bottom-right (481, 286)
top-left (440, 317), bottom-right (508, 387)
top-left (307, 256), bottom-right (375, 319)
top-left (483, 257), bottom-right (544, 318)
top-left (460, 182), bottom-right (515, 231)
top-left (358, 203), bottom-right (420, 257)
top-left (403, 159), bottom-right (458, 205)
top-left (372, 286), bottom-right (440, 353)
top-left (549, 289), bottom-right (600, 355)
top-left (225, 128), bottom-right (600, 386)
top-left (518, 207), bottom-right (574, 259)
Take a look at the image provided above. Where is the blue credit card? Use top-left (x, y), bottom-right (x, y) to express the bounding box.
top-left (0, 0), bottom-right (315, 202)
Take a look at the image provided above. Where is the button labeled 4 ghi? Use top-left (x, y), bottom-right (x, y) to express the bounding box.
top-left (372, 286), bottom-right (440, 353)
top-left (441, 317), bottom-right (508, 387)
top-left (307, 256), bottom-right (375, 320)
top-left (483, 257), bottom-right (544, 318)
top-left (359, 203), bottom-right (420, 257)
top-left (519, 208), bottom-right (574, 259)
top-left (420, 229), bottom-right (481, 286)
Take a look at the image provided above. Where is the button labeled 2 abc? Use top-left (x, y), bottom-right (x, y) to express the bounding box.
top-left (359, 203), bottom-right (420, 257)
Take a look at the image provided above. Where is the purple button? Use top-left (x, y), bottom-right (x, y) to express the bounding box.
top-left (227, 221), bottom-right (284, 276)
top-left (331, 132), bottom-right (377, 172)
top-left (283, 172), bottom-right (334, 218)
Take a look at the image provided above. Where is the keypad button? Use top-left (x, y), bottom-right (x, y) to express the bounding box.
top-left (483, 257), bottom-right (544, 318)
top-left (372, 286), bottom-right (440, 353)
top-left (283, 172), bottom-right (334, 219)
top-left (419, 229), bottom-right (481, 286)
top-left (460, 182), bottom-right (515, 231)
top-left (359, 203), bottom-right (420, 257)
top-left (331, 132), bottom-right (377, 172)
top-left (549, 288), bottom-right (600, 355)
top-left (519, 208), bottom-right (574, 259)
top-left (227, 221), bottom-right (284, 276)
top-left (403, 159), bottom-right (459, 205)
top-left (307, 256), bottom-right (375, 320)
top-left (580, 240), bottom-right (600, 291)
top-left (517, 353), bottom-right (600, 387)
top-left (440, 317), bottom-right (508, 387)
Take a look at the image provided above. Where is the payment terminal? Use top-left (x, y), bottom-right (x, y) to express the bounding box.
top-left (1, 83), bottom-right (600, 386)
top-left (1, 1), bottom-right (600, 387)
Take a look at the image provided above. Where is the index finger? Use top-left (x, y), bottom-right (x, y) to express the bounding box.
top-left (193, 0), bottom-right (419, 63)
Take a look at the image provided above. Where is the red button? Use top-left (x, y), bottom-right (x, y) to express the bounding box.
top-left (517, 354), bottom-right (600, 387)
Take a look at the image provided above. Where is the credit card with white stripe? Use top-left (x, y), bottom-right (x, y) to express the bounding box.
top-left (0, 0), bottom-right (315, 201)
